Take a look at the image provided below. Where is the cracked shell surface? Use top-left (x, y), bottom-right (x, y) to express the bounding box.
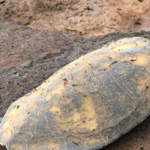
top-left (1, 37), bottom-right (150, 150)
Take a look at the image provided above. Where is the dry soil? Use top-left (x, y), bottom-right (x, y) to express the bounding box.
top-left (0, 0), bottom-right (150, 150)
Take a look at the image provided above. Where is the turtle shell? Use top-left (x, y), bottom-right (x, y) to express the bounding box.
top-left (1, 37), bottom-right (150, 150)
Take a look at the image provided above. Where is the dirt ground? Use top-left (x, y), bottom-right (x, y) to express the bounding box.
top-left (0, 0), bottom-right (150, 36)
top-left (0, 0), bottom-right (150, 150)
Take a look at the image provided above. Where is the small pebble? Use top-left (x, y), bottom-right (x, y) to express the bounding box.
top-left (0, 0), bottom-right (5, 4)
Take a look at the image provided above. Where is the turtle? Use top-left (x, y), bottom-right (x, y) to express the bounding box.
top-left (1, 37), bottom-right (150, 150)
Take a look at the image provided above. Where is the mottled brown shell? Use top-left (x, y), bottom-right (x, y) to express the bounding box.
top-left (1, 37), bottom-right (150, 150)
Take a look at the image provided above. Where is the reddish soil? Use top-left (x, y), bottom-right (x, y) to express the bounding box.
top-left (0, 0), bottom-right (150, 150)
top-left (0, 0), bottom-right (150, 36)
